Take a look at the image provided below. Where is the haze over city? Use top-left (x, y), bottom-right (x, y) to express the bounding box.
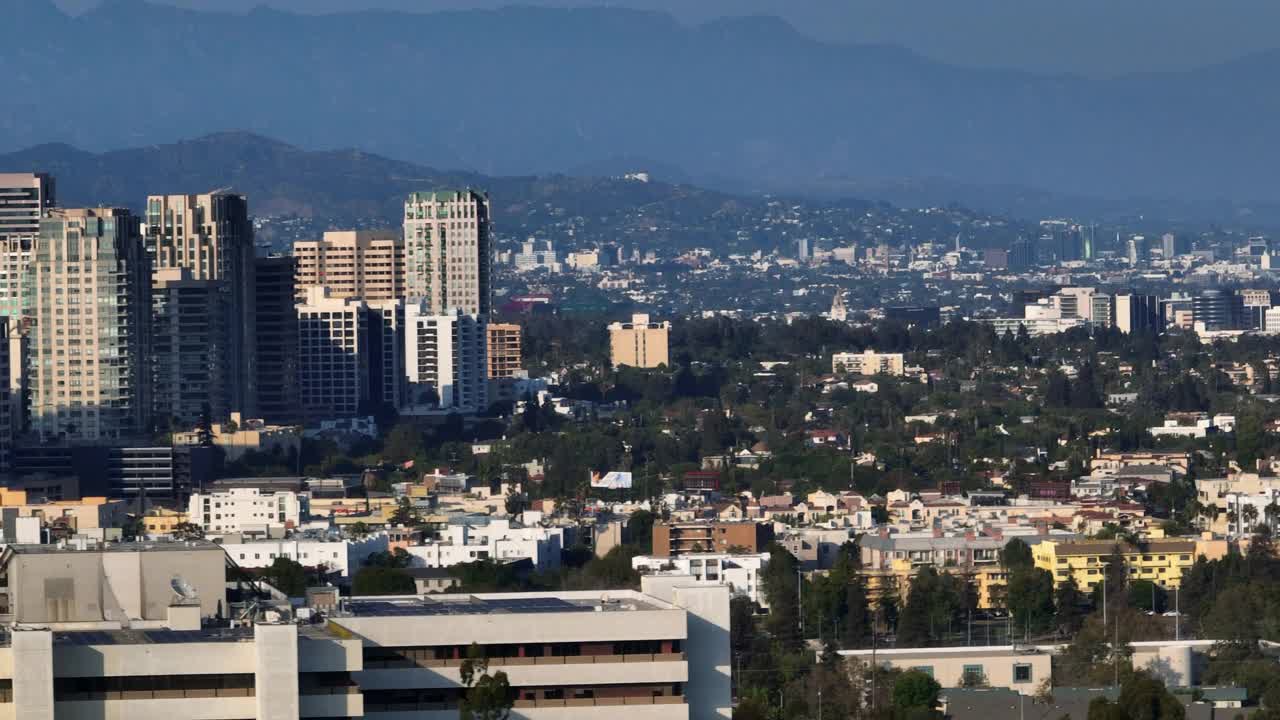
top-left (1, 2), bottom-right (1280, 719)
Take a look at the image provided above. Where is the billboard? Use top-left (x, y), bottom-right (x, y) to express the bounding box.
top-left (590, 471), bottom-right (633, 490)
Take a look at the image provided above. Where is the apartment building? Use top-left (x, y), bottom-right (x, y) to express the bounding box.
top-left (293, 229), bottom-right (404, 301)
top-left (217, 533), bottom-right (390, 578)
top-left (187, 487), bottom-right (308, 534)
top-left (1031, 539), bottom-right (1201, 593)
top-left (0, 172), bottom-right (55, 319)
top-left (632, 552), bottom-right (770, 607)
top-left (487, 322), bottom-right (522, 378)
top-left (402, 518), bottom-right (566, 572)
top-left (831, 350), bottom-right (905, 376)
top-left (144, 191), bottom-right (256, 416)
top-left (0, 317), bottom-right (20, 472)
top-left (151, 267), bottom-right (228, 426)
top-left (609, 313), bottom-right (670, 369)
top-left (403, 302), bottom-right (487, 412)
top-left (253, 254), bottom-right (299, 424)
top-left (403, 189), bottom-right (492, 316)
top-left (296, 287), bottom-right (377, 420)
top-left (651, 521), bottom-right (774, 558)
top-left (31, 208), bottom-right (151, 443)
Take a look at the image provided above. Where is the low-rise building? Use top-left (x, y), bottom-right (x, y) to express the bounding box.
top-left (631, 552), bottom-right (770, 607)
top-left (216, 533), bottom-right (389, 578)
top-left (1031, 538), bottom-right (1204, 593)
top-left (651, 520), bottom-right (775, 558)
top-left (402, 518), bottom-right (566, 572)
top-left (173, 411), bottom-right (300, 462)
top-left (831, 350), bottom-right (905, 376)
top-left (188, 487), bottom-right (309, 535)
top-left (840, 645), bottom-right (1051, 694)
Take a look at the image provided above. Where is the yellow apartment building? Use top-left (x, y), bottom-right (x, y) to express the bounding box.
top-left (1032, 538), bottom-right (1225, 593)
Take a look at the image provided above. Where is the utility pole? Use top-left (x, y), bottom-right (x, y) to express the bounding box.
top-left (1175, 586), bottom-right (1180, 641)
top-left (797, 569), bottom-right (804, 640)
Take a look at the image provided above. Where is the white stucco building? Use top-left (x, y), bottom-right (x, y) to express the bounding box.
top-left (217, 534), bottom-right (389, 578)
top-left (402, 519), bottom-right (565, 572)
top-left (631, 552), bottom-right (770, 607)
top-left (188, 488), bottom-right (309, 534)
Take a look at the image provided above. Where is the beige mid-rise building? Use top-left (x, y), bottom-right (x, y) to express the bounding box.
top-left (832, 350), bottom-right (905, 376)
top-left (144, 191), bottom-right (256, 416)
top-left (487, 322), bottom-right (522, 378)
top-left (403, 190), bottom-right (492, 316)
top-left (31, 208), bottom-right (150, 443)
top-left (293, 229), bottom-right (404, 302)
top-left (609, 313), bottom-right (670, 369)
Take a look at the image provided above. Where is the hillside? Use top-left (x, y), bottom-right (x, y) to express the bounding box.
top-left (3, 1), bottom-right (1280, 211)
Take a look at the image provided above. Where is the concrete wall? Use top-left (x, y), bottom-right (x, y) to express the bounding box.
top-left (357, 660), bottom-right (687, 691)
top-left (255, 623), bottom-right (299, 720)
top-left (12, 630), bottom-right (53, 720)
top-left (54, 642), bottom-right (256, 678)
top-left (842, 646), bottom-right (1052, 694)
top-left (640, 577), bottom-right (732, 720)
top-left (10, 547), bottom-right (225, 623)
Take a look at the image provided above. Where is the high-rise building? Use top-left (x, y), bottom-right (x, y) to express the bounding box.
top-left (369, 299), bottom-right (405, 410)
top-left (296, 287), bottom-right (375, 420)
top-left (404, 302), bottom-right (487, 412)
top-left (0, 172), bottom-right (55, 237)
top-left (486, 322), bottom-right (522, 379)
top-left (1089, 293), bottom-right (1113, 328)
top-left (31, 208), bottom-right (150, 442)
top-left (144, 191), bottom-right (256, 416)
top-left (1008, 238), bottom-right (1035, 271)
top-left (254, 255), bottom-right (299, 424)
top-left (403, 190), bottom-right (492, 316)
top-left (1192, 289), bottom-right (1243, 331)
top-left (293, 229), bottom-right (404, 301)
top-left (151, 267), bottom-right (228, 428)
top-left (0, 317), bottom-right (20, 472)
top-left (0, 173), bottom-right (56, 320)
top-left (1239, 289), bottom-right (1273, 330)
top-left (609, 314), bottom-right (670, 369)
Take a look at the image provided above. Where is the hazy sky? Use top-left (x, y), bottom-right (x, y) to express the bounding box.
top-left (53, 0), bottom-right (1280, 76)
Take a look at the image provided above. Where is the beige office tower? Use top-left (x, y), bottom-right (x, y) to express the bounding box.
top-left (31, 208), bottom-right (150, 442)
top-left (487, 323), bottom-right (522, 378)
top-left (144, 191), bottom-right (255, 416)
top-left (403, 190), bottom-right (492, 316)
top-left (0, 173), bottom-right (56, 319)
top-left (151, 267), bottom-right (228, 427)
top-left (609, 313), bottom-right (670, 368)
top-left (293, 230), bottom-right (404, 302)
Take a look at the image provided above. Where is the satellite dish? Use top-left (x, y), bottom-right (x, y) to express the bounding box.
top-left (171, 576), bottom-right (199, 602)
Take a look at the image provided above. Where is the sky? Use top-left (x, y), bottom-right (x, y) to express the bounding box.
top-left (52, 0), bottom-right (1280, 76)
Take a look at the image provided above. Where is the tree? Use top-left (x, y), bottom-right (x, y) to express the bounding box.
top-left (460, 643), bottom-right (514, 720)
top-left (260, 556), bottom-right (309, 597)
top-left (1054, 575), bottom-right (1087, 635)
top-left (172, 522), bottom-right (204, 540)
top-left (1000, 538), bottom-right (1035, 572)
top-left (627, 509), bottom-right (656, 552)
top-left (352, 566), bottom-right (415, 595)
top-left (893, 670), bottom-right (941, 711)
top-left (1006, 567), bottom-right (1056, 637)
top-left (761, 543), bottom-right (802, 650)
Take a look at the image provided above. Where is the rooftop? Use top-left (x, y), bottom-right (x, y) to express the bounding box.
top-left (4, 540), bottom-right (221, 555)
top-left (343, 593), bottom-right (667, 618)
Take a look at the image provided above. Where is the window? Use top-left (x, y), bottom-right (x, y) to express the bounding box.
top-left (963, 664), bottom-right (984, 678)
top-left (1013, 664), bottom-right (1033, 683)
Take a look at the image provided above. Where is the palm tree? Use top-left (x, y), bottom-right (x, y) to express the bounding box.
top-left (1266, 502), bottom-right (1280, 532)
top-left (1243, 505), bottom-right (1260, 534)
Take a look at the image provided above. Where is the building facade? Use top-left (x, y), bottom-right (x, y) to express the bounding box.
top-left (253, 255), bottom-right (299, 424)
top-left (293, 230), bottom-right (404, 302)
top-left (0, 172), bottom-right (55, 319)
top-left (403, 302), bottom-right (487, 412)
top-left (832, 350), bottom-right (906, 376)
top-left (296, 287), bottom-right (375, 420)
top-left (609, 313), bottom-right (670, 369)
top-left (188, 487), bottom-right (308, 534)
top-left (1032, 539), bottom-right (1199, 594)
top-left (151, 267), bottom-right (228, 426)
top-left (651, 521), bottom-right (775, 558)
top-left (486, 322), bottom-right (522, 378)
top-left (403, 190), bottom-right (492, 316)
top-left (144, 191), bottom-right (256, 416)
top-left (31, 208), bottom-right (151, 443)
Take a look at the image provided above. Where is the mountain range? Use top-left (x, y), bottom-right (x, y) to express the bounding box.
top-left (4, 0), bottom-right (1280, 221)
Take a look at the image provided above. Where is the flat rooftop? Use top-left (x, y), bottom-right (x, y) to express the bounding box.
top-left (344, 594), bottom-right (667, 618)
top-left (5, 540), bottom-right (221, 554)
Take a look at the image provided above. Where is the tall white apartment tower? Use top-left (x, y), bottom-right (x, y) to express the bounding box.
top-left (144, 191), bottom-right (256, 416)
top-left (404, 301), bottom-right (487, 412)
top-left (403, 190), bottom-right (491, 316)
top-left (31, 208), bottom-right (151, 442)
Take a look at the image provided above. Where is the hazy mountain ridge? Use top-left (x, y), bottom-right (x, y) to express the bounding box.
top-left (3, 0), bottom-right (1280, 213)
